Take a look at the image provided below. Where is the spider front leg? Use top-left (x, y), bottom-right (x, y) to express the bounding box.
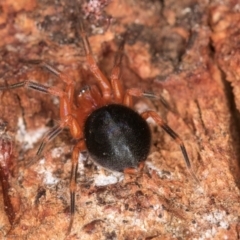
top-left (79, 21), bottom-right (111, 101)
top-left (41, 63), bottom-right (75, 103)
top-left (141, 111), bottom-right (199, 183)
top-left (20, 60), bottom-right (75, 103)
top-left (110, 40), bottom-right (125, 103)
top-left (0, 80), bottom-right (71, 121)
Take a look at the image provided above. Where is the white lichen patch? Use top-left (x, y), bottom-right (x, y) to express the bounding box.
top-left (135, 101), bottom-right (151, 114)
top-left (94, 170), bottom-right (124, 186)
top-left (16, 117), bottom-right (48, 150)
top-left (146, 160), bottom-right (172, 179)
top-left (51, 147), bottom-right (64, 159)
top-left (77, 152), bottom-right (124, 187)
top-left (202, 210), bottom-right (229, 229)
top-left (38, 157), bottom-right (60, 185)
top-left (192, 210), bottom-right (230, 240)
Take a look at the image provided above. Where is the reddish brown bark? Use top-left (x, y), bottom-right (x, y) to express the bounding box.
top-left (0, 0), bottom-right (240, 239)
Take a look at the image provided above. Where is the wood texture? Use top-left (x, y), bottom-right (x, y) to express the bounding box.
top-left (0, 0), bottom-right (240, 239)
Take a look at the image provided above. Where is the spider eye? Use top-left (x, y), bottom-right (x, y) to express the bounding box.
top-left (78, 85), bottom-right (91, 96)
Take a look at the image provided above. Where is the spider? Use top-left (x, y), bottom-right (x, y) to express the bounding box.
top-left (0, 21), bottom-right (198, 233)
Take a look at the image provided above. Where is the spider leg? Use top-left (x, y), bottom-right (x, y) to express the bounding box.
top-left (123, 88), bottom-right (151, 107)
top-left (20, 59), bottom-right (75, 86)
top-left (36, 113), bottom-right (82, 157)
top-left (20, 60), bottom-right (75, 103)
top-left (110, 40), bottom-right (124, 103)
top-left (26, 67), bottom-right (82, 139)
top-left (36, 124), bottom-right (63, 157)
top-left (0, 80), bottom-right (82, 151)
top-left (3, 63), bottom-right (85, 234)
top-left (0, 80), bottom-right (65, 96)
top-left (18, 60), bottom-right (75, 88)
top-left (67, 140), bottom-right (86, 234)
top-left (124, 161), bottom-right (145, 175)
top-left (41, 63), bottom-right (75, 102)
top-left (141, 111), bottom-right (199, 183)
top-left (39, 62), bottom-right (76, 104)
top-left (123, 88), bottom-right (171, 109)
top-left (0, 80), bottom-right (72, 120)
top-left (38, 64), bottom-right (77, 118)
top-left (0, 80), bottom-right (74, 120)
top-left (79, 21), bottom-right (111, 101)
top-left (123, 89), bottom-right (133, 107)
top-left (24, 124), bottom-right (63, 167)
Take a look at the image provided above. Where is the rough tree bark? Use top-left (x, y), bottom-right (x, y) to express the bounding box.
top-left (0, 0), bottom-right (240, 239)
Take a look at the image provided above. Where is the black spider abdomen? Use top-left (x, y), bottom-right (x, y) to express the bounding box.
top-left (84, 104), bottom-right (151, 172)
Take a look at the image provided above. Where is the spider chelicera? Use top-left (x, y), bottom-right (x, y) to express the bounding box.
top-left (0, 21), bottom-right (197, 233)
